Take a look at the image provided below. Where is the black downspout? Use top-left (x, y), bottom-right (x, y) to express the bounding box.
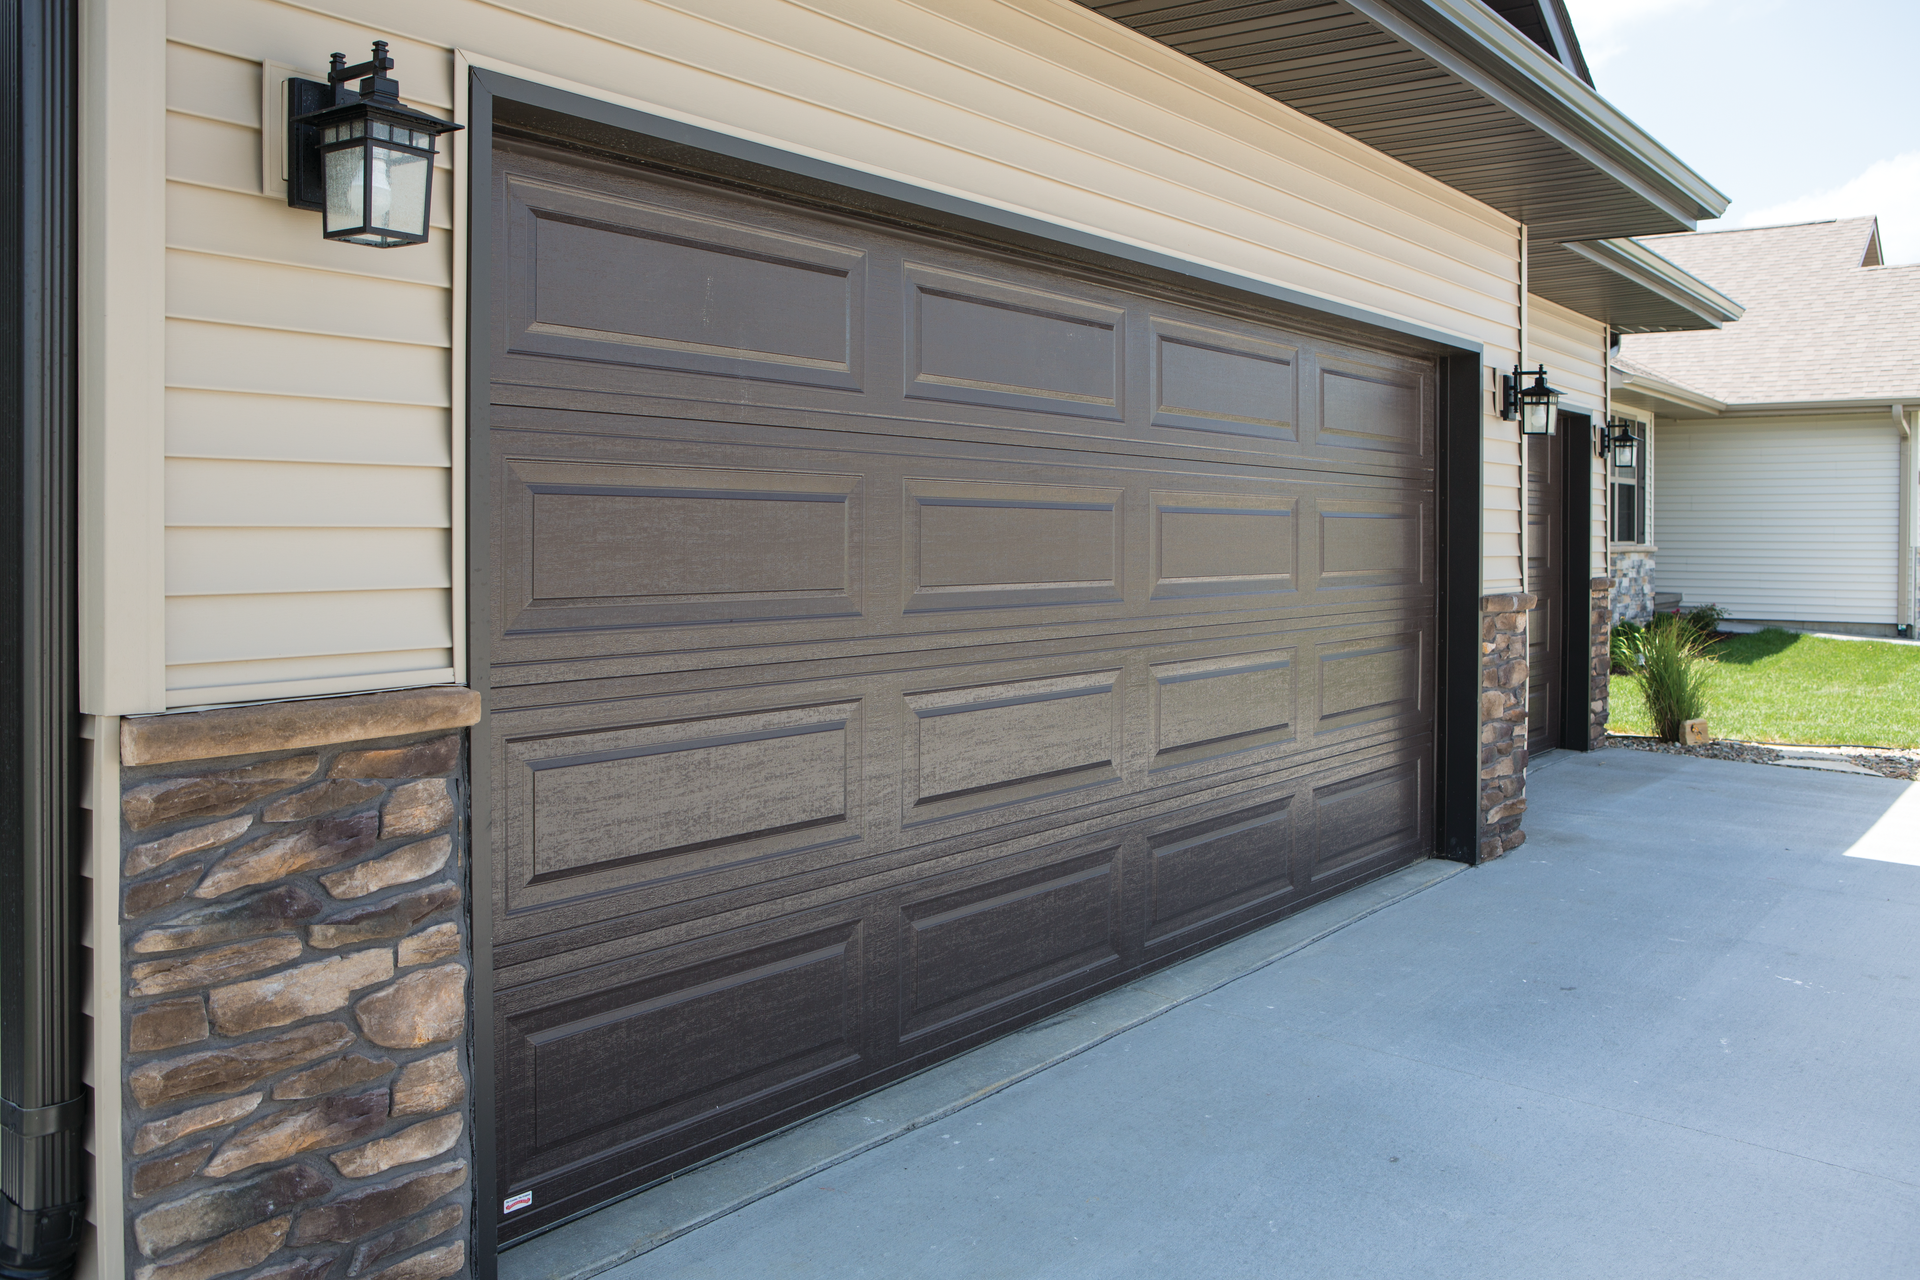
top-left (0, 0), bottom-right (85, 1277)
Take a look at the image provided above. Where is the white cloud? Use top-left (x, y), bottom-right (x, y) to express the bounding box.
top-left (1717, 152), bottom-right (1920, 265)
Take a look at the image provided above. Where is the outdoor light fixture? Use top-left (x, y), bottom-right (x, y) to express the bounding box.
top-left (287, 43), bottom-right (462, 247)
top-left (1605, 418), bottom-right (1641, 469)
top-left (1502, 365), bottom-right (1563, 436)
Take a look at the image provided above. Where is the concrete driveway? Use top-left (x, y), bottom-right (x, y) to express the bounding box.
top-left (566, 750), bottom-right (1920, 1279)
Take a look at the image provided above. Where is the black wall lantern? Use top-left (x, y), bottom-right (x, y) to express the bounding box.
top-left (1502, 365), bottom-right (1563, 436)
top-left (1605, 418), bottom-right (1641, 470)
top-left (287, 43), bottom-right (462, 247)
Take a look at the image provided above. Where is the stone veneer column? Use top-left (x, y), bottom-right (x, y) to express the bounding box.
top-left (1478, 593), bottom-right (1535, 860)
top-left (1607, 551), bottom-right (1655, 624)
top-left (1588, 576), bottom-right (1613, 750)
top-left (116, 688), bottom-right (480, 1280)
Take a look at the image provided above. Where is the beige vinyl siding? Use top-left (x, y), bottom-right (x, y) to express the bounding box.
top-left (1654, 416), bottom-right (1900, 624)
top-left (162, 35), bottom-right (455, 707)
top-left (131, 0), bottom-right (1537, 712)
top-left (1529, 295), bottom-right (1608, 582)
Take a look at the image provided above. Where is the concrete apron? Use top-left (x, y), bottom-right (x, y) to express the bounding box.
top-left (499, 859), bottom-right (1467, 1280)
top-left (566, 750), bottom-right (1920, 1280)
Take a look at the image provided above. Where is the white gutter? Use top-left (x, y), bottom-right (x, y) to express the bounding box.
top-left (1714, 396), bottom-right (1920, 417)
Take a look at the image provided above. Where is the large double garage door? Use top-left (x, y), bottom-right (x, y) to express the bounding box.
top-left (484, 138), bottom-right (1439, 1240)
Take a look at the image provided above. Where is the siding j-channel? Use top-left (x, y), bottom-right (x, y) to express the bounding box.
top-left (116, 689), bottom-right (480, 1280)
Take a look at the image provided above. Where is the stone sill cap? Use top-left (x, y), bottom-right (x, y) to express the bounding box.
top-left (122, 685), bottom-right (482, 767)
top-left (1481, 592), bottom-right (1539, 613)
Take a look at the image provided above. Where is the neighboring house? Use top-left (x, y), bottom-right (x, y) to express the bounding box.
top-left (1610, 218), bottom-right (1920, 635)
top-left (0, 4), bottom-right (1742, 1280)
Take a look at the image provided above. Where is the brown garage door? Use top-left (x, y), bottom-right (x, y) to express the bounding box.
top-left (483, 138), bottom-right (1438, 1241)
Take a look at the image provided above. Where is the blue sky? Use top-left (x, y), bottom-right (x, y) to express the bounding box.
top-left (1564, 0), bottom-right (1920, 262)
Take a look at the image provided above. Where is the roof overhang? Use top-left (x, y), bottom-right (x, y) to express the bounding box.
top-left (1610, 363), bottom-right (1726, 417)
top-left (1080, 0), bottom-right (1733, 322)
top-left (1612, 367), bottom-right (1920, 420)
top-left (1534, 238), bottom-right (1744, 334)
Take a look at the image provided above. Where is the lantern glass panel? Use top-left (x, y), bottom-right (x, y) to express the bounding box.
top-left (368, 143), bottom-right (431, 237)
top-left (323, 146), bottom-right (366, 234)
top-left (1521, 396), bottom-right (1555, 435)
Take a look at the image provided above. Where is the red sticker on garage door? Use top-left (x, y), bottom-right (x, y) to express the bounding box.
top-left (503, 1192), bottom-right (533, 1215)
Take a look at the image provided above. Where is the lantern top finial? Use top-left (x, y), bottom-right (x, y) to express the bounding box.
top-left (324, 41), bottom-right (404, 107)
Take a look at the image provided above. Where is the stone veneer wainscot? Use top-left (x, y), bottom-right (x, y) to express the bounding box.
top-left (1478, 593), bottom-right (1535, 860)
top-left (118, 688), bottom-right (480, 1280)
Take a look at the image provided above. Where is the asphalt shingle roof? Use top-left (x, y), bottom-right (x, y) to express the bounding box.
top-left (1616, 218), bottom-right (1920, 405)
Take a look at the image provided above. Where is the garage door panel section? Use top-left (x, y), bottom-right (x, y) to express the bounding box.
top-left (496, 912), bottom-right (867, 1201)
top-left (488, 141), bottom-right (1438, 1241)
top-left (502, 174), bottom-right (866, 392)
top-left (1145, 787), bottom-right (1299, 949)
top-left (899, 843), bottom-right (1123, 1041)
top-left (500, 458), bottom-right (864, 635)
top-left (904, 479), bottom-right (1124, 614)
top-left (904, 264), bottom-right (1124, 422)
top-left (1150, 490), bottom-right (1297, 602)
top-left (1314, 628), bottom-right (1427, 743)
top-left (903, 669), bottom-right (1123, 826)
top-left (1313, 356), bottom-right (1431, 459)
top-left (498, 700), bottom-right (867, 916)
top-left (1149, 318), bottom-right (1298, 444)
top-left (1316, 498), bottom-right (1425, 593)
top-left (1307, 748), bottom-right (1431, 884)
top-left (1149, 646), bottom-right (1297, 773)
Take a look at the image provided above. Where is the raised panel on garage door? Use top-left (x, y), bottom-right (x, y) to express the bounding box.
top-left (484, 138), bottom-right (1439, 1242)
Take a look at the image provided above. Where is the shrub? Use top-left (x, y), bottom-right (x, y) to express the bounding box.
top-left (1681, 603), bottom-right (1728, 641)
top-left (1631, 614), bottom-right (1716, 741)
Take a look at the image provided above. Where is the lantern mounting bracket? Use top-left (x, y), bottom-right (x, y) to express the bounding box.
top-left (285, 75), bottom-right (336, 213)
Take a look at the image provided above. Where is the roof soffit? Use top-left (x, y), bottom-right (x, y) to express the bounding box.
top-left (1530, 237), bottom-right (1744, 334)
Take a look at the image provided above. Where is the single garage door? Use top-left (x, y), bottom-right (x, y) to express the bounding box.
top-left (484, 138), bottom-right (1438, 1241)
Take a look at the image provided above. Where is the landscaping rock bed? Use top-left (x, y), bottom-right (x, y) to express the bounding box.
top-left (1841, 752), bottom-right (1920, 781)
top-left (1605, 735), bottom-right (1781, 766)
top-left (1604, 734), bottom-right (1918, 780)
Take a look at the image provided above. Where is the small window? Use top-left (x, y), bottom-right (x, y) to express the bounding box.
top-left (1610, 422), bottom-right (1647, 544)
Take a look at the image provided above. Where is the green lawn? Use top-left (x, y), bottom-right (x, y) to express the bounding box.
top-left (1607, 627), bottom-right (1920, 748)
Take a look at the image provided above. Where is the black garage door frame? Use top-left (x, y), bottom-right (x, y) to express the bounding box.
top-left (462, 66), bottom-right (1487, 1272)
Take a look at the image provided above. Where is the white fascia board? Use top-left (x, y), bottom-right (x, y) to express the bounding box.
top-left (1358, 0), bottom-right (1731, 226)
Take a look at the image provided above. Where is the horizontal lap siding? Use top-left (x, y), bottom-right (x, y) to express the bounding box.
top-left (1529, 296), bottom-right (1607, 580)
top-left (157, 0), bottom-right (1529, 711)
top-left (162, 35), bottom-right (455, 706)
top-left (1654, 417), bottom-right (1899, 623)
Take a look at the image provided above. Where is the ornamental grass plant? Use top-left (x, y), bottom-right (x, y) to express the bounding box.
top-left (1630, 614), bottom-right (1716, 742)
